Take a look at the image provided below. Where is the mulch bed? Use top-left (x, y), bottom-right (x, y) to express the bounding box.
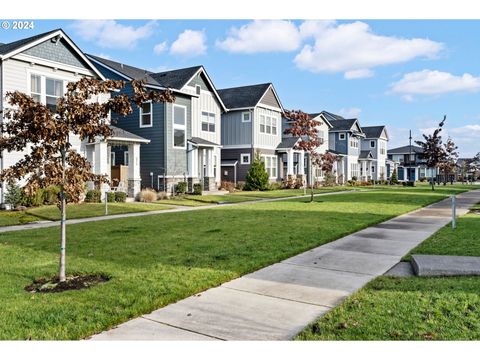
top-left (25, 274), bottom-right (110, 293)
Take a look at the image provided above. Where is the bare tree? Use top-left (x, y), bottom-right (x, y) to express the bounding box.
top-left (283, 110), bottom-right (322, 202)
top-left (415, 115), bottom-right (446, 191)
top-left (0, 78), bottom-right (174, 282)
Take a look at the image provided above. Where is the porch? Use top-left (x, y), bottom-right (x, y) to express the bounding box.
top-left (187, 137), bottom-right (220, 191)
top-left (277, 137), bottom-right (305, 181)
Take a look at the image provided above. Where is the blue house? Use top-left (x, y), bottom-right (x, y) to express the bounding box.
top-left (387, 145), bottom-right (437, 181)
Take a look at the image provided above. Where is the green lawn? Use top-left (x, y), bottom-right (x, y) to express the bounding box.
top-left (231, 187), bottom-right (346, 198)
top-left (185, 194), bottom-right (259, 203)
top-left (0, 184), bottom-right (477, 340)
top-left (297, 196), bottom-right (480, 341)
top-left (0, 211), bottom-right (40, 227)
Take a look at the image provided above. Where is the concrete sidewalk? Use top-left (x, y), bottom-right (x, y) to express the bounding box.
top-left (91, 189), bottom-right (480, 341)
top-left (0, 190), bottom-right (353, 234)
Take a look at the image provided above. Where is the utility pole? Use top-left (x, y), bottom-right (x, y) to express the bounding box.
top-left (409, 130), bottom-right (413, 181)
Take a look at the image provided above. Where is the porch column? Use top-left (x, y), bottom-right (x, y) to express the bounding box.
top-left (287, 149), bottom-right (294, 175)
top-left (298, 151), bottom-right (305, 175)
top-left (127, 143), bottom-right (141, 198)
top-left (187, 144), bottom-right (196, 178)
top-left (85, 144), bottom-right (95, 191)
top-left (207, 148), bottom-right (214, 177)
top-left (94, 141), bottom-right (109, 197)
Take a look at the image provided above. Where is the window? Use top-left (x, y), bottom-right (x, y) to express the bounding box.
top-left (124, 151), bottom-right (129, 166)
top-left (46, 77), bottom-right (63, 111)
top-left (260, 115), bottom-right (266, 133)
top-left (173, 105), bottom-right (186, 148)
top-left (350, 163), bottom-right (359, 178)
top-left (339, 133), bottom-right (346, 140)
top-left (261, 155), bottom-right (278, 178)
top-left (379, 142), bottom-right (386, 155)
top-left (240, 153), bottom-right (250, 165)
top-left (201, 112), bottom-right (215, 132)
top-left (110, 152), bottom-right (115, 165)
top-left (350, 138), bottom-right (359, 148)
top-left (266, 117), bottom-right (271, 134)
top-left (272, 118), bottom-right (277, 135)
top-left (140, 102), bottom-right (152, 127)
top-left (242, 112), bottom-right (251, 122)
top-left (30, 74), bottom-right (42, 103)
top-left (315, 167), bottom-right (324, 178)
top-left (259, 114), bottom-right (279, 135)
top-left (372, 166), bottom-right (375, 173)
top-left (370, 140), bottom-right (376, 148)
top-left (318, 130), bottom-right (325, 143)
top-left (195, 85), bottom-right (201, 95)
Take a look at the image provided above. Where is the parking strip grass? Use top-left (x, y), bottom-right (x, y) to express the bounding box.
top-left (0, 185), bottom-right (477, 339)
top-left (297, 198), bottom-right (480, 341)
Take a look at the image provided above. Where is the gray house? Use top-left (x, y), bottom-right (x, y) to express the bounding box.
top-left (218, 83), bottom-right (305, 184)
top-left (87, 55), bottom-right (227, 193)
top-left (387, 145), bottom-right (437, 181)
top-left (361, 126), bottom-right (389, 181)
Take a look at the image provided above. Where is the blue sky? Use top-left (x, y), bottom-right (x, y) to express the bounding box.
top-left (1, 19), bottom-right (479, 156)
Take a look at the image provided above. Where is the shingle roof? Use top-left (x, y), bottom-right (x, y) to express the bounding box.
top-left (362, 125), bottom-right (386, 139)
top-left (217, 83), bottom-right (271, 109)
top-left (88, 54), bottom-right (202, 90)
top-left (388, 145), bottom-right (424, 154)
top-left (329, 119), bottom-right (358, 131)
top-left (277, 137), bottom-right (300, 149)
top-left (321, 111), bottom-right (345, 122)
top-left (0, 29), bottom-right (61, 55)
top-left (328, 149), bottom-right (347, 156)
top-left (359, 150), bottom-right (373, 159)
top-left (109, 126), bottom-right (149, 143)
top-left (189, 137), bottom-right (219, 147)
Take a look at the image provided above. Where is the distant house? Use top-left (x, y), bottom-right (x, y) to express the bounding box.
top-left (387, 145), bottom-right (437, 181)
top-left (0, 29), bottom-right (149, 204)
top-left (87, 55), bottom-right (227, 193)
top-left (218, 83), bottom-right (305, 184)
top-left (361, 126), bottom-right (389, 181)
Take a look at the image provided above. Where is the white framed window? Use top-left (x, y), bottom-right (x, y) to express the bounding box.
top-left (201, 111), bottom-right (215, 132)
top-left (259, 114), bottom-right (279, 135)
top-left (272, 117), bottom-right (277, 135)
top-left (318, 130), bottom-right (325, 143)
top-left (339, 133), bottom-right (346, 140)
top-left (30, 73), bottom-right (64, 111)
top-left (370, 140), bottom-right (376, 148)
top-left (379, 142), bottom-right (386, 155)
top-left (351, 163), bottom-right (360, 178)
top-left (30, 74), bottom-right (42, 103)
top-left (139, 102), bottom-right (153, 127)
top-left (266, 116), bottom-right (272, 134)
top-left (240, 153), bottom-right (250, 165)
top-left (350, 138), bottom-right (359, 148)
top-left (260, 155), bottom-right (278, 178)
top-left (260, 115), bottom-right (266, 133)
top-left (372, 165), bottom-right (375, 173)
top-left (173, 104), bottom-right (186, 148)
top-left (242, 111), bottom-right (251, 122)
top-left (195, 84), bottom-right (201, 95)
top-left (124, 151), bottom-right (129, 166)
top-left (110, 152), bottom-right (115, 165)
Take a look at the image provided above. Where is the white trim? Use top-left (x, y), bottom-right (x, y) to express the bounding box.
top-left (255, 84), bottom-right (284, 112)
top-left (201, 111), bottom-right (216, 133)
top-left (139, 101), bottom-right (153, 128)
top-left (27, 69), bottom-right (66, 108)
top-left (182, 66), bottom-right (227, 112)
top-left (255, 103), bottom-right (283, 112)
top-left (172, 104), bottom-right (187, 149)
top-left (195, 84), bottom-right (201, 95)
top-left (260, 154), bottom-right (278, 179)
top-left (124, 151), bottom-right (129, 166)
top-left (339, 133), bottom-right (346, 140)
top-left (370, 140), bottom-right (376, 148)
top-left (227, 106), bottom-right (255, 111)
top-left (109, 136), bottom-right (150, 144)
top-left (240, 153), bottom-right (251, 165)
top-left (110, 151), bottom-right (115, 165)
top-left (13, 53), bottom-right (97, 77)
top-left (221, 144), bottom-right (253, 149)
top-left (317, 113), bottom-right (333, 129)
top-left (241, 111), bottom-right (251, 122)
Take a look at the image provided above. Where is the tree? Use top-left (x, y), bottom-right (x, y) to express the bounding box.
top-left (283, 110), bottom-right (322, 202)
top-left (318, 151), bottom-right (338, 187)
top-left (0, 78), bottom-right (174, 283)
top-left (390, 168), bottom-right (398, 184)
top-left (439, 137), bottom-right (458, 185)
top-left (244, 151), bottom-right (269, 191)
top-left (415, 115), bottom-right (446, 191)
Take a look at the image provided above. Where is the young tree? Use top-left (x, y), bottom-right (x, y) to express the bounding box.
top-left (244, 151), bottom-right (269, 191)
top-left (439, 137), bottom-right (458, 185)
top-left (283, 110), bottom-right (322, 202)
top-left (415, 115), bottom-right (447, 191)
top-left (0, 78), bottom-right (174, 283)
top-left (390, 168), bottom-right (398, 185)
top-left (318, 151), bottom-right (339, 187)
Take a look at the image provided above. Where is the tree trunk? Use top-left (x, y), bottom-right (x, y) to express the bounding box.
top-left (59, 149), bottom-right (67, 282)
top-left (431, 177), bottom-right (435, 191)
top-left (310, 183), bottom-right (314, 203)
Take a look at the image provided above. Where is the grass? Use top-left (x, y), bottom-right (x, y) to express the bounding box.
top-left (185, 194), bottom-right (259, 203)
top-left (0, 211), bottom-right (40, 227)
top-left (297, 195), bottom-right (480, 341)
top-left (231, 187), bottom-right (346, 198)
top-left (0, 184), bottom-right (477, 339)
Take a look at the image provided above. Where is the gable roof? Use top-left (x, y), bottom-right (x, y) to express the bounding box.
top-left (109, 126), bottom-right (150, 144)
top-left (309, 113), bottom-right (333, 129)
top-left (0, 29), bottom-right (105, 80)
top-left (321, 111), bottom-right (345, 122)
top-left (150, 66), bottom-right (202, 89)
top-left (388, 145), bottom-right (424, 154)
top-left (277, 137), bottom-right (301, 150)
top-left (217, 83), bottom-right (283, 110)
top-left (329, 119), bottom-right (357, 131)
top-left (362, 125), bottom-right (388, 139)
top-left (359, 150), bottom-right (374, 159)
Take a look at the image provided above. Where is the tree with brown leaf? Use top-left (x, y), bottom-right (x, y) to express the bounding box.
top-left (0, 78), bottom-right (175, 282)
top-left (283, 110), bottom-right (323, 202)
top-left (439, 137), bottom-right (458, 185)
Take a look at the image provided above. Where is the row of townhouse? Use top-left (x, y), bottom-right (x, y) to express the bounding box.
top-left (0, 29), bottom-right (391, 204)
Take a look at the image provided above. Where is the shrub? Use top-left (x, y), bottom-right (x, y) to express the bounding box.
top-left (115, 191), bottom-right (127, 203)
top-left (106, 191), bottom-right (116, 203)
top-left (85, 189), bottom-right (102, 203)
top-left (138, 188), bottom-right (157, 203)
top-left (176, 181), bottom-right (187, 195)
top-left (193, 183), bottom-right (203, 195)
top-left (43, 185), bottom-right (60, 205)
top-left (235, 182), bottom-right (245, 191)
top-left (351, 176), bottom-right (358, 181)
top-left (244, 153), bottom-right (269, 191)
top-left (403, 181), bottom-right (416, 187)
top-left (419, 177), bottom-right (427, 182)
top-left (323, 173), bottom-right (337, 187)
top-left (390, 168), bottom-right (399, 184)
top-left (5, 183), bottom-right (23, 208)
top-left (220, 181), bottom-right (236, 193)
top-left (282, 175), bottom-right (296, 189)
top-left (21, 188), bottom-right (44, 207)
top-left (157, 191), bottom-right (168, 200)
top-left (269, 182), bottom-right (282, 190)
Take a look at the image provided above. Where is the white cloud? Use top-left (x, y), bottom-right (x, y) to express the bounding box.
top-left (390, 70), bottom-right (480, 99)
top-left (170, 30), bottom-right (207, 57)
top-left (294, 21), bottom-right (443, 78)
top-left (216, 20), bottom-right (302, 53)
top-left (337, 107), bottom-right (362, 119)
top-left (153, 41), bottom-right (168, 55)
top-left (71, 20), bottom-right (156, 49)
top-left (419, 124), bottom-right (480, 157)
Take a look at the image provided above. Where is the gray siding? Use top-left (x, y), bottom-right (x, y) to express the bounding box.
top-left (188, 72), bottom-right (210, 91)
top-left (335, 133), bottom-right (348, 154)
top-left (221, 110), bottom-right (252, 145)
top-left (23, 38), bottom-right (90, 69)
top-left (347, 133), bottom-right (359, 156)
top-left (221, 148), bottom-right (253, 183)
top-left (259, 87), bottom-right (281, 109)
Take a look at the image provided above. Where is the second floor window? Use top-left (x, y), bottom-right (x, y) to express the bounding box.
top-left (140, 102), bottom-right (152, 127)
top-left (173, 105), bottom-right (186, 148)
top-left (379, 142), bottom-right (386, 155)
top-left (201, 112), bottom-right (215, 132)
top-left (260, 115), bottom-right (278, 135)
top-left (30, 74), bottom-right (64, 111)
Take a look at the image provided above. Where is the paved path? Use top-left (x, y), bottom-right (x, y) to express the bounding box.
top-left (0, 190), bottom-right (353, 233)
top-left (91, 190), bottom-right (480, 341)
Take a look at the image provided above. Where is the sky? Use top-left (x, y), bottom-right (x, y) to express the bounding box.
top-left (1, 19), bottom-right (479, 157)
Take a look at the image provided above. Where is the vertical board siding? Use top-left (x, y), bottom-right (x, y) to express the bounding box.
top-left (254, 106), bottom-right (282, 149)
top-left (221, 110), bottom-right (252, 145)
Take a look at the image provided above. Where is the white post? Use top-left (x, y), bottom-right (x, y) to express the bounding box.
top-left (452, 195), bottom-right (456, 229)
top-left (94, 141), bottom-right (109, 198)
top-left (298, 151), bottom-right (305, 175)
top-left (287, 150), bottom-right (294, 175)
top-left (127, 143), bottom-right (141, 198)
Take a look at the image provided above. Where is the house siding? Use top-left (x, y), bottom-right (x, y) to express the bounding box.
top-left (23, 38), bottom-right (90, 69)
top-left (221, 147), bottom-right (253, 183)
top-left (253, 106), bottom-right (282, 149)
top-left (259, 87), bottom-right (281, 109)
top-left (187, 72), bottom-right (209, 91)
top-left (221, 110), bottom-right (252, 146)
